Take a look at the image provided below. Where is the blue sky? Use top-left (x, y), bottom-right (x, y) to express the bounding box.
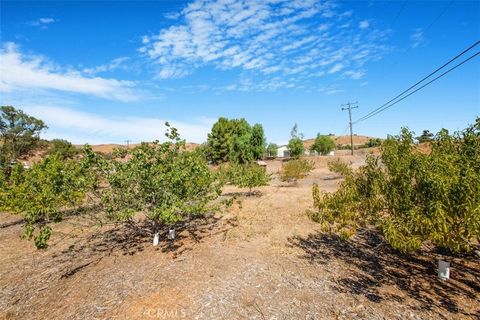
top-left (1, 0), bottom-right (479, 145)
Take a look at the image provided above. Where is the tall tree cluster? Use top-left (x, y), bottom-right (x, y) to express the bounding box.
top-left (206, 117), bottom-right (266, 163)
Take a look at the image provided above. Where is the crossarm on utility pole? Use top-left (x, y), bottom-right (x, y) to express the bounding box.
top-left (341, 102), bottom-right (359, 155)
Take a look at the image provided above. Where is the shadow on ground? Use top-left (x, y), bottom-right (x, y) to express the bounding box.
top-left (49, 213), bottom-right (238, 279)
top-left (288, 230), bottom-right (480, 318)
top-left (221, 190), bottom-right (264, 198)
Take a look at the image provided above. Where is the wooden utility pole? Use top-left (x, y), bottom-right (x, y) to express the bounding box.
top-left (341, 102), bottom-right (359, 155)
top-left (125, 140), bottom-right (131, 149)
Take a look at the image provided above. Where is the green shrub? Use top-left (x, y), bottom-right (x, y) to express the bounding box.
top-left (280, 159), bottom-right (314, 184)
top-left (311, 134), bottom-right (335, 155)
top-left (228, 163), bottom-right (270, 195)
top-left (48, 139), bottom-right (78, 159)
top-left (336, 144), bottom-right (352, 150)
top-left (357, 138), bottom-right (382, 149)
top-left (327, 158), bottom-right (352, 177)
top-left (310, 118), bottom-right (480, 253)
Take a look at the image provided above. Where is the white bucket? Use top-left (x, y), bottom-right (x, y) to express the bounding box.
top-left (168, 229), bottom-right (176, 240)
top-left (153, 232), bottom-right (159, 246)
top-left (438, 260), bottom-right (450, 280)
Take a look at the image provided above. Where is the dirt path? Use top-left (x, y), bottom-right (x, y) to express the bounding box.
top-left (1, 156), bottom-right (479, 319)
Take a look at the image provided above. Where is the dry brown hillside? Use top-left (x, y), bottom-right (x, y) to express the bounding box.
top-left (83, 142), bottom-right (200, 154)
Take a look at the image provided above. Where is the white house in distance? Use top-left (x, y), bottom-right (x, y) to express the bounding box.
top-left (277, 145), bottom-right (289, 158)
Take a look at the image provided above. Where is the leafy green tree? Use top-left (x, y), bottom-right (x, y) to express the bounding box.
top-left (206, 117), bottom-right (235, 163)
top-left (48, 139), bottom-right (78, 159)
top-left (229, 118), bottom-right (253, 163)
top-left (250, 124), bottom-right (266, 160)
top-left (416, 130), bottom-right (434, 143)
top-left (102, 123), bottom-right (223, 245)
top-left (1, 146), bottom-right (99, 249)
top-left (310, 134), bottom-right (335, 155)
top-left (287, 124), bottom-right (304, 158)
top-left (365, 138), bottom-right (382, 148)
top-left (279, 159), bottom-right (314, 184)
top-left (311, 118), bottom-right (480, 253)
top-left (228, 163), bottom-right (270, 195)
top-left (266, 143), bottom-right (278, 157)
top-left (206, 118), bottom-right (268, 163)
top-left (0, 106), bottom-right (47, 169)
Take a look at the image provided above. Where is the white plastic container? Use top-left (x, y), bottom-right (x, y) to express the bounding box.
top-left (153, 232), bottom-right (159, 246)
top-left (438, 259), bottom-right (450, 280)
top-left (168, 229), bottom-right (176, 240)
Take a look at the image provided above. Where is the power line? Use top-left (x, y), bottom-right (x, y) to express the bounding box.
top-left (354, 40), bottom-right (480, 124)
top-left (423, 0), bottom-right (455, 34)
top-left (384, 0), bottom-right (455, 72)
top-left (390, 0), bottom-right (408, 29)
top-left (354, 50), bottom-right (480, 124)
top-left (340, 125), bottom-right (350, 136)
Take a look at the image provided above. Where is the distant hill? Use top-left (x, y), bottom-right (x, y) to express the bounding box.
top-left (85, 142), bottom-right (200, 154)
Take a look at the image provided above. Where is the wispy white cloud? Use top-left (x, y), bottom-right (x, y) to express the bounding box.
top-left (0, 43), bottom-right (140, 102)
top-left (141, 0), bottom-right (389, 90)
top-left (410, 28), bottom-right (425, 48)
top-left (82, 57), bottom-right (130, 75)
top-left (30, 17), bottom-right (57, 28)
top-left (22, 105), bottom-right (214, 144)
top-left (319, 86), bottom-right (344, 95)
top-left (344, 69), bottom-right (365, 80)
top-left (328, 63), bottom-right (344, 74)
top-left (359, 20), bottom-right (369, 29)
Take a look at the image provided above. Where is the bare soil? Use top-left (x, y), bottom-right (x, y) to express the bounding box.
top-left (1, 154), bottom-right (478, 320)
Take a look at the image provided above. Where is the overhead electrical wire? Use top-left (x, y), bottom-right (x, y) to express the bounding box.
top-left (354, 49), bottom-right (480, 124)
top-left (383, 0), bottom-right (455, 73)
top-left (390, 0), bottom-right (408, 29)
top-left (354, 40), bottom-right (480, 124)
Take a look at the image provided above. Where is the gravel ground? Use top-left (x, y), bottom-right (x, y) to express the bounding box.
top-left (1, 155), bottom-right (479, 320)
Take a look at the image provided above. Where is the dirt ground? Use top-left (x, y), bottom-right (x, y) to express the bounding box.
top-left (0, 153), bottom-right (478, 320)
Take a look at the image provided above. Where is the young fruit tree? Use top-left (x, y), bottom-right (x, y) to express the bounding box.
top-left (311, 118), bottom-right (480, 253)
top-left (279, 159), bottom-right (315, 185)
top-left (0, 146), bottom-right (99, 249)
top-left (227, 163), bottom-right (270, 195)
top-left (101, 123), bottom-right (223, 246)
